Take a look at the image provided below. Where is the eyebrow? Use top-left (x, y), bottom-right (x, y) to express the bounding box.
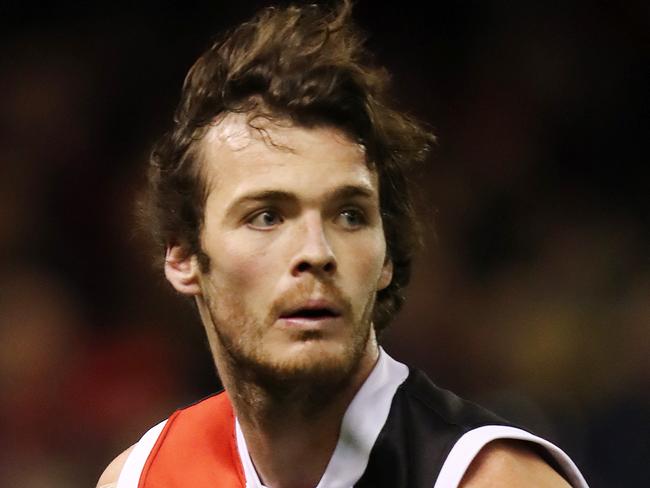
top-left (329, 184), bottom-right (376, 201)
top-left (227, 184), bottom-right (377, 214)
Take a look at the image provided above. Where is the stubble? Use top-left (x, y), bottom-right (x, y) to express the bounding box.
top-left (201, 275), bottom-right (376, 418)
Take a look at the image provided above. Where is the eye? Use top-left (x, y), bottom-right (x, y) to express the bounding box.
top-left (337, 208), bottom-right (367, 229)
top-left (248, 210), bottom-right (283, 229)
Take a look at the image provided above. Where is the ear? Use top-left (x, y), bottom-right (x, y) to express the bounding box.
top-left (377, 258), bottom-right (393, 291)
top-left (164, 245), bottom-right (201, 296)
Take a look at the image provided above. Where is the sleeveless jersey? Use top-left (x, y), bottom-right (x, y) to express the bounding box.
top-left (116, 350), bottom-right (588, 488)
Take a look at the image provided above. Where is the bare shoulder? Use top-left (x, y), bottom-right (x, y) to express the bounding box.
top-left (460, 439), bottom-right (572, 487)
top-left (95, 445), bottom-right (135, 488)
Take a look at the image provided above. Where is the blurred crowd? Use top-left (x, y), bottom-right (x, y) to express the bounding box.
top-left (0, 1), bottom-right (647, 486)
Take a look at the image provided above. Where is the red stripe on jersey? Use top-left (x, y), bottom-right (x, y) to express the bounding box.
top-left (138, 392), bottom-right (246, 487)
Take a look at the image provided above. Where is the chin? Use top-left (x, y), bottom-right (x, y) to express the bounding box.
top-left (214, 312), bottom-right (373, 396)
top-left (235, 332), bottom-right (367, 394)
top-left (270, 338), bottom-right (357, 378)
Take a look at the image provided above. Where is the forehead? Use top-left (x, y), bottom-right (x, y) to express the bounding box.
top-left (198, 113), bottom-right (377, 198)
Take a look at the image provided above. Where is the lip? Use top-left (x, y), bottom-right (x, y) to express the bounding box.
top-left (277, 299), bottom-right (343, 328)
top-left (277, 315), bottom-right (344, 329)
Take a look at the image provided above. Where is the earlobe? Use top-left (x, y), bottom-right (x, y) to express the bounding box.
top-left (377, 259), bottom-right (393, 291)
top-left (164, 245), bottom-right (202, 296)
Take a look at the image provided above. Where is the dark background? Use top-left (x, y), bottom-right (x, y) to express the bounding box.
top-left (0, 1), bottom-right (647, 486)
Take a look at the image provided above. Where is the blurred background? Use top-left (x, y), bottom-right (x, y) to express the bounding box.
top-left (0, 1), bottom-right (647, 486)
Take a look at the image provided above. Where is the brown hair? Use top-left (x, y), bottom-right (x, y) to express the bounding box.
top-left (144, 0), bottom-right (435, 333)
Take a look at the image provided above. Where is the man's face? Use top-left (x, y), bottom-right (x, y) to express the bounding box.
top-left (191, 115), bottom-right (392, 386)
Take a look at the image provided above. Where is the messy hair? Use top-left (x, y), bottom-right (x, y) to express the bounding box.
top-left (144, 0), bottom-right (435, 333)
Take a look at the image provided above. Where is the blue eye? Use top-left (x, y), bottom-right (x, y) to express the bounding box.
top-left (338, 208), bottom-right (366, 229)
top-left (248, 210), bottom-right (283, 229)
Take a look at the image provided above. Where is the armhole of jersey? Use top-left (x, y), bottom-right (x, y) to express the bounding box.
top-left (115, 420), bottom-right (168, 488)
top-left (432, 425), bottom-right (589, 488)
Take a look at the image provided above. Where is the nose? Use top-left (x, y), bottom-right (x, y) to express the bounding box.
top-left (290, 214), bottom-right (337, 278)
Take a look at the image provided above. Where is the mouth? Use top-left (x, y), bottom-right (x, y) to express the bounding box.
top-left (281, 308), bottom-right (340, 319)
top-left (278, 301), bottom-right (343, 325)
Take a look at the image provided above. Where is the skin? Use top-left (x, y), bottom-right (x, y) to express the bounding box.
top-left (192, 116), bottom-right (391, 397)
top-left (96, 116), bottom-right (571, 487)
top-left (169, 116), bottom-right (392, 488)
top-left (96, 445), bottom-right (133, 488)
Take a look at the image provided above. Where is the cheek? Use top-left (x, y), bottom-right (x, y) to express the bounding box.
top-left (206, 233), bottom-right (277, 292)
top-left (343, 238), bottom-right (387, 289)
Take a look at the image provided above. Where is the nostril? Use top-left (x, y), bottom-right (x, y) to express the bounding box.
top-left (294, 260), bottom-right (336, 274)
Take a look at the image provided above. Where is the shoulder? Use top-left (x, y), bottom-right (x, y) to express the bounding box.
top-left (459, 439), bottom-right (571, 487)
top-left (92, 395), bottom-right (235, 488)
top-left (399, 368), bottom-right (508, 428)
top-left (95, 445), bottom-right (135, 488)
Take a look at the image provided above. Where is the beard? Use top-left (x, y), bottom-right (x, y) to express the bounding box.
top-left (202, 277), bottom-right (376, 415)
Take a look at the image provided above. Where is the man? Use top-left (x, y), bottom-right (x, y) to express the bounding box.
top-left (98, 1), bottom-right (588, 487)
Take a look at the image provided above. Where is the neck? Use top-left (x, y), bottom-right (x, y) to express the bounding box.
top-left (220, 341), bottom-right (379, 488)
